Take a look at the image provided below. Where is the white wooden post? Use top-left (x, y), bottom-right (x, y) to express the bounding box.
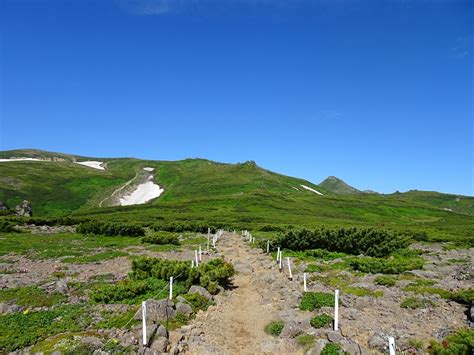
top-left (334, 290), bottom-right (339, 331)
top-left (191, 260), bottom-right (194, 268)
top-left (195, 250), bottom-right (199, 267)
top-left (303, 272), bottom-right (307, 292)
top-left (142, 301), bottom-right (147, 346)
top-left (287, 257), bottom-right (293, 280)
top-left (277, 247), bottom-right (280, 263)
top-left (388, 337), bottom-right (396, 355)
top-left (169, 276), bottom-right (173, 300)
top-left (199, 246), bottom-right (202, 261)
top-left (266, 240), bottom-right (270, 254)
top-left (279, 251), bottom-right (283, 270)
top-left (207, 228), bottom-right (210, 252)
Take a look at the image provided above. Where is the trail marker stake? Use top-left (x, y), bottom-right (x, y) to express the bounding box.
top-left (199, 246), bottom-right (202, 261)
top-left (277, 247), bottom-right (280, 263)
top-left (207, 228), bottom-right (210, 252)
top-left (287, 257), bottom-right (293, 280)
top-left (303, 272), bottom-right (307, 292)
top-left (191, 260), bottom-right (194, 268)
top-left (142, 301), bottom-right (147, 346)
top-left (334, 290), bottom-right (339, 331)
top-left (169, 276), bottom-right (173, 300)
top-left (388, 337), bottom-right (396, 355)
top-left (195, 250), bottom-right (199, 267)
top-left (279, 251), bottom-right (283, 270)
top-left (266, 240), bottom-right (270, 254)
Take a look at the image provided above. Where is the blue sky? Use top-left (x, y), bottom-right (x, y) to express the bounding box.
top-left (1, 0), bottom-right (472, 195)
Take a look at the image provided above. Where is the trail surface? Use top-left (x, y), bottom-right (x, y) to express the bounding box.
top-left (183, 232), bottom-right (302, 355)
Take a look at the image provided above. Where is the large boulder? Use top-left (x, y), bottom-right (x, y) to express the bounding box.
top-left (135, 299), bottom-right (176, 323)
top-left (176, 302), bottom-right (193, 317)
top-left (15, 200), bottom-right (32, 217)
top-left (188, 285), bottom-right (212, 300)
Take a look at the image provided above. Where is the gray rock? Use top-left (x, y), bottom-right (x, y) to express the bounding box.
top-left (176, 302), bottom-right (193, 317)
top-left (343, 343), bottom-right (362, 355)
top-left (306, 339), bottom-right (328, 355)
top-left (368, 332), bottom-right (388, 351)
top-left (135, 299), bottom-right (176, 323)
top-left (280, 321), bottom-right (307, 339)
top-left (15, 200), bottom-right (32, 217)
top-left (188, 285), bottom-right (213, 300)
top-left (150, 336), bottom-right (169, 352)
top-left (80, 336), bottom-right (103, 348)
top-left (156, 324), bottom-right (168, 338)
top-left (327, 330), bottom-right (343, 343)
top-left (169, 345), bottom-right (179, 355)
top-left (0, 303), bottom-right (21, 314)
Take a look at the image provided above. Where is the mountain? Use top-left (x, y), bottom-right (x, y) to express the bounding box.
top-left (319, 176), bottom-right (361, 194)
top-left (0, 149), bottom-right (472, 243)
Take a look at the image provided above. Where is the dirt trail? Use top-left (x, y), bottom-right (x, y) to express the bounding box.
top-left (184, 232), bottom-right (302, 355)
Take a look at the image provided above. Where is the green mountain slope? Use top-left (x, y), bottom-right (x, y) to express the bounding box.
top-left (0, 149), bottom-right (472, 243)
top-left (319, 176), bottom-right (361, 194)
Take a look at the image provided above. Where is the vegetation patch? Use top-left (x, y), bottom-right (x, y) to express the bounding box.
top-left (0, 285), bottom-right (66, 308)
top-left (450, 288), bottom-right (474, 305)
top-left (142, 232), bottom-right (180, 245)
top-left (310, 314), bottom-right (333, 328)
top-left (321, 343), bottom-right (344, 355)
top-left (374, 275), bottom-right (397, 287)
top-left (347, 253), bottom-right (424, 274)
top-left (62, 250), bottom-right (128, 264)
top-left (264, 320), bottom-right (284, 336)
top-left (401, 297), bottom-right (435, 309)
top-left (300, 292), bottom-right (334, 311)
top-left (429, 328), bottom-right (473, 355)
top-left (94, 308), bottom-right (139, 330)
top-left (403, 279), bottom-right (452, 299)
top-left (77, 221), bottom-right (145, 237)
top-left (297, 334), bottom-right (315, 351)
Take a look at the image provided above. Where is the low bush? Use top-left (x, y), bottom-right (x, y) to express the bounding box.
top-left (0, 221), bottom-right (17, 233)
top-left (374, 275), bottom-right (397, 287)
top-left (429, 328), bottom-right (473, 354)
top-left (0, 285), bottom-right (66, 308)
top-left (181, 293), bottom-right (212, 312)
top-left (348, 254), bottom-right (424, 274)
top-left (450, 288), bottom-right (474, 305)
top-left (275, 227), bottom-right (411, 257)
top-left (142, 232), bottom-right (179, 245)
top-left (400, 297), bottom-right (434, 309)
top-left (321, 343), bottom-right (343, 355)
top-left (130, 257), bottom-right (234, 294)
top-left (264, 320), bottom-right (284, 336)
top-left (300, 292), bottom-right (334, 311)
top-left (310, 314), bottom-right (333, 328)
top-left (77, 221), bottom-right (145, 237)
top-left (297, 334), bottom-right (315, 351)
top-left (403, 279), bottom-right (452, 299)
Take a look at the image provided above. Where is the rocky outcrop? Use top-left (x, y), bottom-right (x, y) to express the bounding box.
top-left (15, 200), bottom-right (32, 217)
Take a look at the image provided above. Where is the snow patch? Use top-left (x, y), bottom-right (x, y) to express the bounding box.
top-left (292, 187), bottom-right (300, 191)
top-left (76, 161), bottom-right (106, 170)
top-left (119, 181), bottom-right (164, 206)
top-left (301, 184), bottom-right (323, 195)
top-left (0, 158), bottom-right (43, 162)
top-left (143, 167), bottom-right (155, 172)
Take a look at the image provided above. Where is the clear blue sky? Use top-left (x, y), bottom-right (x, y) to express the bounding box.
top-left (1, 0), bottom-right (472, 195)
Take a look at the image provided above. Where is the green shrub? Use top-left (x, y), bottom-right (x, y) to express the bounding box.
top-left (401, 297), bottom-right (434, 309)
top-left (374, 275), bottom-right (397, 287)
top-left (310, 314), bottom-right (333, 328)
top-left (130, 257), bottom-right (234, 293)
top-left (0, 286), bottom-right (66, 307)
top-left (142, 232), bottom-right (179, 245)
top-left (321, 343), bottom-right (343, 355)
top-left (181, 293), bottom-right (212, 312)
top-left (403, 279), bottom-right (452, 299)
top-left (450, 288), bottom-right (474, 305)
top-left (77, 221), bottom-right (145, 237)
top-left (0, 221), bottom-right (17, 233)
top-left (305, 264), bottom-right (324, 273)
top-left (297, 334), bottom-right (315, 350)
top-left (300, 292), bottom-right (334, 311)
top-left (408, 338), bottom-right (424, 350)
top-left (275, 227), bottom-right (411, 257)
top-left (348, 254), bottom-right (424, 274)
top-left (264, 320), bottom-right (284, 336)
top-left (429, 328), bottom-right (474, 355)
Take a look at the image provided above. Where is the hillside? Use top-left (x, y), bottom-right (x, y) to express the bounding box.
top-left (0, 149), bottom-right (473, 244)
top-left (319, 176), bottom-right (361, 194)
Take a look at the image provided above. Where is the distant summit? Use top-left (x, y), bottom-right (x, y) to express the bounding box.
top-left (319, 176), bottom-right (360, 194)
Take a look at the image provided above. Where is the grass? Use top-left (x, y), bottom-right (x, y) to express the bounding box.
top-left (401, 297), bottom-right (435, 309)
top-left (300, 292), bottom-right (334, 311)
top-left (321, 343), bottom-right (344, 355)
top-left (94, 308), bottom-right (139, 330)
top-left (310, 314), bottom-right (333, 328)
top-left (297, 334), bottom-right (315, 351)
top-left (403, 279), bottom-right (452, 299)
top-left (62, 250), bottom-right (128, 263)
top-left (264, 320), bottom-right (284, 336)
top-left (374, 275), bottom-right (397, 287)
top-left (312, 273), bottom-right (384, 298)
top-left (0, 285), bottom-right (66, 308)
top-left (1, 149), bottom-right (472, 247)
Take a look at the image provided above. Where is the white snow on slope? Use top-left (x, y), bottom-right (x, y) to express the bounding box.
top-left (76, 161), bottom-right (106, 170)
top-left (301, 184), bottom-right (323, 195)
top-left (119, 178), bottom-right (164, 206)
top-left (0, 158), bottom-right (43, 162)
top-left (143, 167), bottom-right (155, 172)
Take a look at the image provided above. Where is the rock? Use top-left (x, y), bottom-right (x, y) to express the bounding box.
top-left (150, 336), bottom-right (169, 352)
top-left (188, 285), bottom-right (213, 300)
top-left (169, 345), bottom-right (179, 355)
top-left (15, 200), bottom-right (32, 217)
top-left (0, 202), bottom-right (9, 210)
top-left (0, 303), bottom-right (21, 314)
top-left (134, 299), bottom-right (176, 323)
top-left (156, 324), bottom-right (168, 338)
top-left (41, 280), bottom-right (69, 294)
top-left (306, 339), bottom-right (328, 355)
top-left (80, 336), bottom-right (103, 349)
top-left (368, 332), bottom-right (388, 351)
top-left (343, 343), bottom-right (362, 355)
top-left (176, 302), bottom-right (193, 317)
top-left (176, 295), bottom-right (186, 303)
top-left (280, 321), bottom-right (307, 339)
top-left (327, 330), bottom-right (344, 343)
top-left (234, 262), bottom-right (254, 274)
